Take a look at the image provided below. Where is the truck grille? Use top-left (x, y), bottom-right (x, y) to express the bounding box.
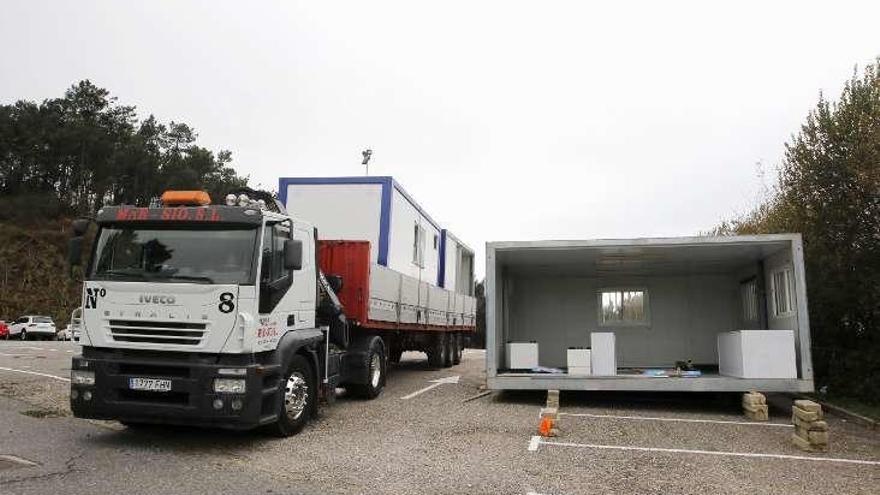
top-left (108, 320), bottom-right (208, 346)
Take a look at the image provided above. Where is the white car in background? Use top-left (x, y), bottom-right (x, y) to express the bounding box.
top-left (9, 316), bottom-right (57, 341)
top-left (58, 316), bottom-right (82, 341)
top-left (70, 310), bottom-right (82, 341)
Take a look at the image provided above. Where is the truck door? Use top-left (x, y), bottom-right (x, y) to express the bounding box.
top-left (255, 222), bottom-right (297, 350)
top-left (289, 224), bottom-right (316, 329)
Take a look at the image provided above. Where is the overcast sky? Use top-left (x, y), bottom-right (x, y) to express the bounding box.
top-left (2, 1), bottom-right (878, 277)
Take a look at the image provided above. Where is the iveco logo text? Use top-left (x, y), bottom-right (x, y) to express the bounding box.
top-left (138, 295), bottom-right (176, 304)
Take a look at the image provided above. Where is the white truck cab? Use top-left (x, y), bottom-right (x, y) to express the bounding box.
top-left (68, 190), bottom-right (354, 436)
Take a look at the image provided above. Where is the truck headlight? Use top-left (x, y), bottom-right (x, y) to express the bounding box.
top-left (71, 370), bottom-right (95, 386)
top-left (213, 378), bottom-right (246, 394)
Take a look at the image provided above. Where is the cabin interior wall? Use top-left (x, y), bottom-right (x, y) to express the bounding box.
top-left (500, 271), bottom-right (746, 369)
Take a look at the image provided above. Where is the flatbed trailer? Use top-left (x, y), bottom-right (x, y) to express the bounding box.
top-left (320, 240), bottom-right (475, 367)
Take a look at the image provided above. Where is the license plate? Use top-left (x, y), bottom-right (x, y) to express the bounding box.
top-left (129, 377), bottom-right (172, 392)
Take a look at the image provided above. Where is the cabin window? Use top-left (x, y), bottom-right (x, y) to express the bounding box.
top-left (260, 223), bottom-right (291, 283)
top-left (260, 227), bottom-right (274, 284)
top-left (740, 278), bottom-right (759, 323)
top-left (771, 267), bottom-right (796, 317)
top-left (599, 289), bottom-right (648, 326)
top-left (412, 223), bottom-right (426, 267)
top-left (259, 222), bottom-right (293, 314)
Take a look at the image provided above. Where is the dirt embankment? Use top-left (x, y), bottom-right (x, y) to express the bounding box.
top-left (0, 220), bottom-right (83, 325)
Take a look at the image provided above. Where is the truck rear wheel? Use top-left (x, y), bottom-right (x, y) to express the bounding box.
top-left (443, 333), bottom-right (454, 368)
top-left (270, 355), bottom-right (315, 437)
top-left (452, 334), bottom-right (462, 365)
top-left (347, 337), bottom-right (386, 399)
top-left (427, 333), bottom-right (446, 368)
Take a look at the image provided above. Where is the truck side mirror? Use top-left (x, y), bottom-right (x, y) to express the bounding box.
top-left (284, 239), bottom-right (303, 270)
top-left (327, 275), bottom-right (343, 293)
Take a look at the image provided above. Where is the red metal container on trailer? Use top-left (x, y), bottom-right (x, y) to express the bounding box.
top-left (319, 238), bottom-right (476, 334)
top-left (318, 240), bottom-right (371, 325)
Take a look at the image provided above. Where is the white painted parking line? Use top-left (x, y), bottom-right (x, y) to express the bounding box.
top-left (528, 437), bottom-right (880, 466)
top-left (0, 366), bottom-right (70, 382)
top-left (559, 412), bottom-right (794, 428)
top-left (0, 454), bottom-right (38, 467)
top-left (528, 435), bottom-right (542, 451)
top-left (400, 375), bottom-right (460, 400)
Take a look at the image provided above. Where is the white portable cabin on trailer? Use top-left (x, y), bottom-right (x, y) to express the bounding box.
top-left (485, 234), bottom-right (814, 392)
top-left (278, 176), bottom-right (476, 328)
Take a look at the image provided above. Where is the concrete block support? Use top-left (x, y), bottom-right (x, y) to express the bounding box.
top-left (742, 392), bottom-right (768, 421)
top-left (791, 400), bottom-right (828, 452)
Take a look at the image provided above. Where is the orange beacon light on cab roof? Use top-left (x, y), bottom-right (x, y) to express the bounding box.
top-left (160, 190), bottom-right (211, 206)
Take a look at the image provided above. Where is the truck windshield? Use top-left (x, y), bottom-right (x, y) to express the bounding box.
top-left (90, 227), bottom-right (258, 284)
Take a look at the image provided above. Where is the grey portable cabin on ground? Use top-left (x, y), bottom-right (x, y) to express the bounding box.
top-left (485, 234), bottom-right (814, 393)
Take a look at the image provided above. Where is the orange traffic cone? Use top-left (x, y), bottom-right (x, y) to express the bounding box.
top-left (538, 416), bottom-right (555, 437)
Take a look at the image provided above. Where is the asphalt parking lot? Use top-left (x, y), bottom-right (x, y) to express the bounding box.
top-left (0, 340), bottom-right (878, 495)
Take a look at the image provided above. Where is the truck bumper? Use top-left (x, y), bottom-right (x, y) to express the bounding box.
top-left (70, 348), bottom-right (282, 430)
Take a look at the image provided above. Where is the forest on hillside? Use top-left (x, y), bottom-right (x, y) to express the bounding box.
top-left (0, 80), bottom-right (247, 222)
top-left (0, 81), bottom-right (249, 323)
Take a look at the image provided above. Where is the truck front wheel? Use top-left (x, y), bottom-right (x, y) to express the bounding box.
top-left (270, 355), bottom-right (315, 437)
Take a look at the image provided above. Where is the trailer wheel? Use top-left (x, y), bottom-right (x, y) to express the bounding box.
top-left (270, 355), bottom-right (315, 437)
top-left (443, 333), bottom-right (454, 368)
top-left (348, 337), bottom-right (386, 399)
top-left (452, 334), bottom-right (462, 365)
top-left (427, 333), bottom-right (445, 368)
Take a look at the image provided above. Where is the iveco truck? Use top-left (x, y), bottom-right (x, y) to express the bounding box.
top-left (67, 187), bottom-right (475, 436)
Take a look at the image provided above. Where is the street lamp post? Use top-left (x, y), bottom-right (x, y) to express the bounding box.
top-left (362, 149), bottom-right (373, 176)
